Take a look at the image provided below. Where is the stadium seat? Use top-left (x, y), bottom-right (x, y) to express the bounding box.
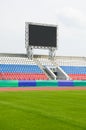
top-left (60, 66), bottom-right (86, 80)
top-left (0, 56), bottom-right (48, 80)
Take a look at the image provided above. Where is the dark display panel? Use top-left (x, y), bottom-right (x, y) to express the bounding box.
top-left (29, 24), bottom-right (57, 47)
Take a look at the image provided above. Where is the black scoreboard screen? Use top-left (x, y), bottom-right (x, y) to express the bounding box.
top-left (29, 24), bottom-right (57, 47)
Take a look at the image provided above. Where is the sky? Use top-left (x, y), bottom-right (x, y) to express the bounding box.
top-left (0, 0), bottom-right (86, 56)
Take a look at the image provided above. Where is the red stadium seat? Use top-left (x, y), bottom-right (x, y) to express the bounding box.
top-left (69, 74), bottom-right (86, 80)
top-left (0, 73), bottom-right (49, 80)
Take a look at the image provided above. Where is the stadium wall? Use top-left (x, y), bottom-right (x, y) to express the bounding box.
top-left (0, 80), bottom-right (86, 87)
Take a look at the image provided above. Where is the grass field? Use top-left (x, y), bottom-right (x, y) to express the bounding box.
top-left (0, 90), bottom-right (86, 130)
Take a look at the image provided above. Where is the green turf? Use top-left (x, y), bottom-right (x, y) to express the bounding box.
top-left (0, 91), bottom-right (86, 130)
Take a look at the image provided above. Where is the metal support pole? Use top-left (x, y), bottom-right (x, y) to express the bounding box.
top-left (49, 48), bottom-right (56, 60)
top-left (26, 46), bottom-right (33, 59)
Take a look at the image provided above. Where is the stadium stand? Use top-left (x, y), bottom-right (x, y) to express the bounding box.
top-left (0, 54), bottom-right (48, 80)
top-left (55, 56), bottom-right (86, 80)
top-left (0, 54), bottom-right (86, 81)
top-left (60, 66), bottom-right (86, 80)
